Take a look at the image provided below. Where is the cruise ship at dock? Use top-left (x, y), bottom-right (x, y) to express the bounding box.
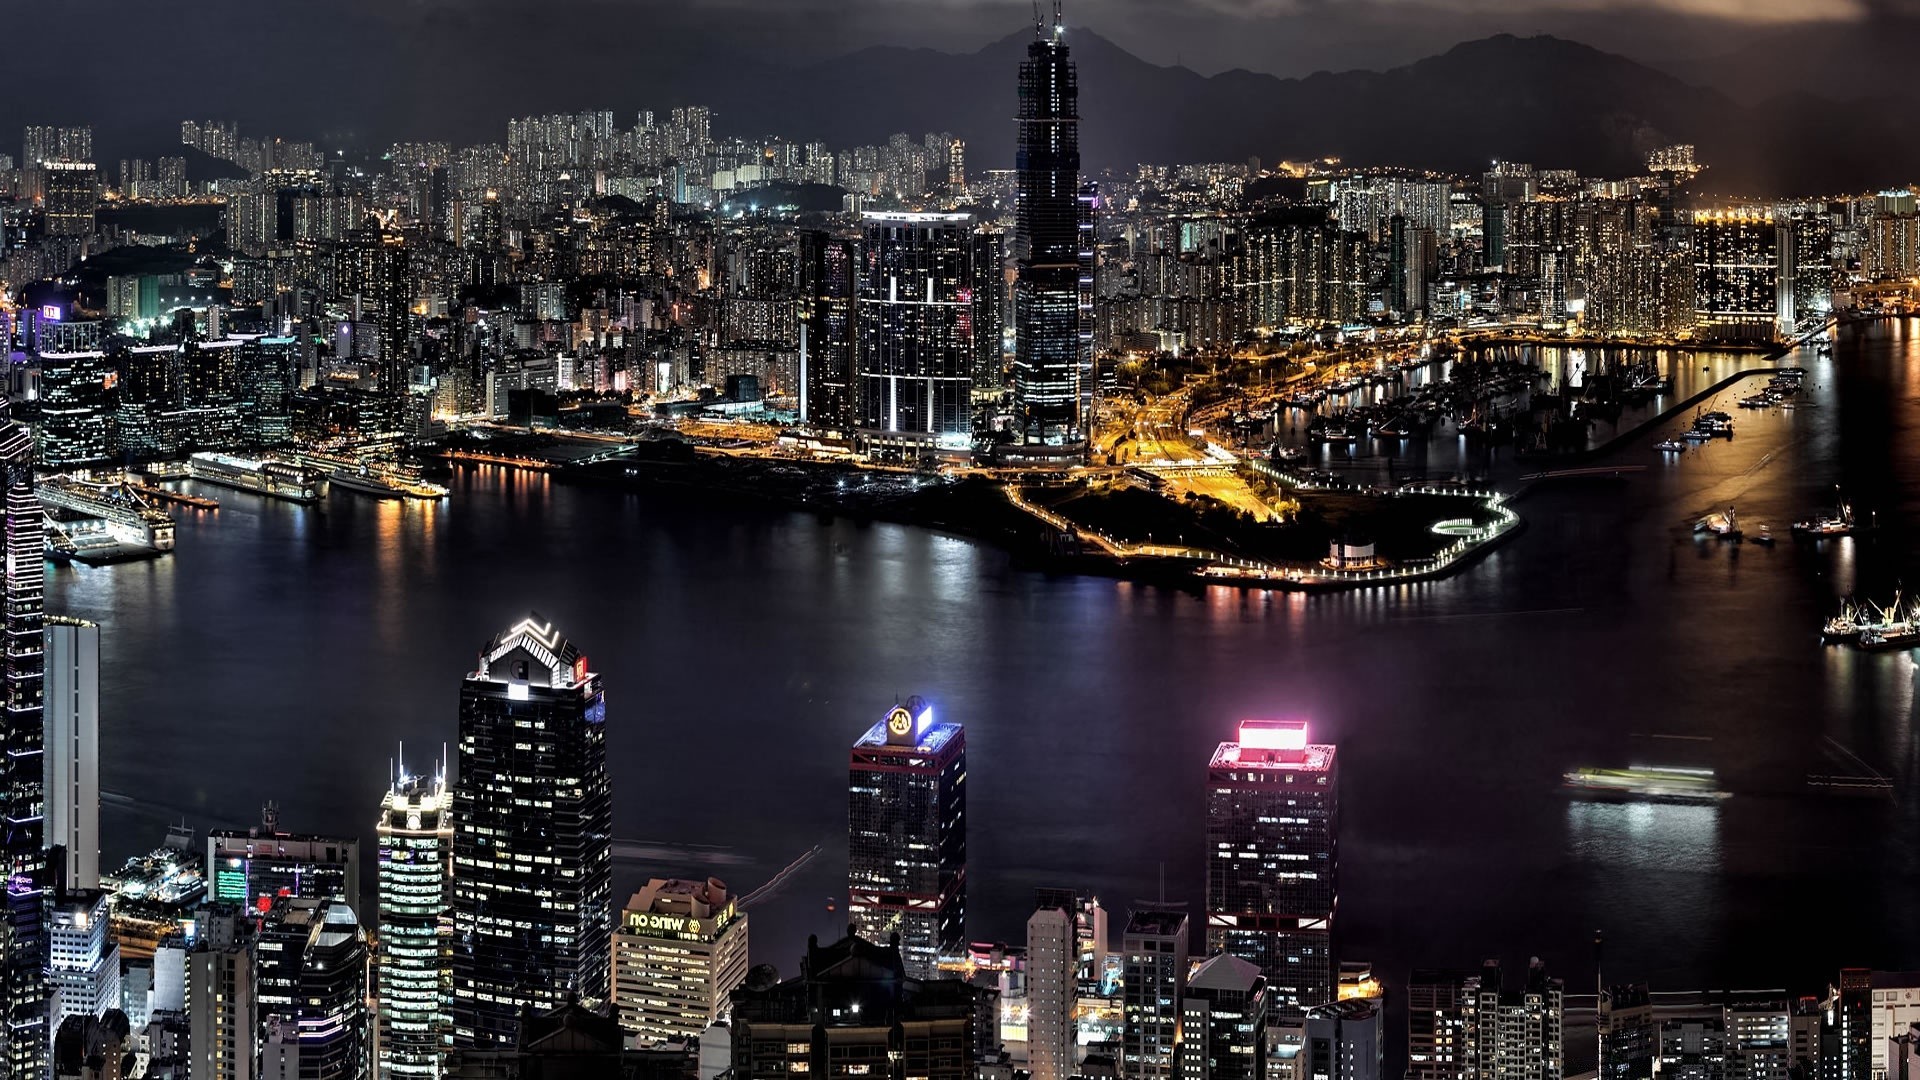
top-left (187, 453), bottom-right (328, 504)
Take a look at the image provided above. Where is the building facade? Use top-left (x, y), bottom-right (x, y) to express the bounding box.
top-left (1205, 720), bottom-right (1337, 1012)
top-left (1012, 6), bottom-right (1084, 450)
top-left (612, 877), bottom-right (750, 1046)
top-left (1177, 954), bottom-right (1268, 1080)
top-left (1028, 893), bottom-right (1078, 1080)
top-left (376, 757), bottom-right (454, 1080)
top-left (44, 618), bottom-right (99, 892)
top-left (855, 212), bottom-right (975, 454)
top-left (1121, 909), bottom-right (1189, 1080)
top-left (729, 932), bottom-right (979, 1080)
top-left (0, 406), bottom-right (48, 1080)
top-left (847, 697), bottom-right (965, 980)
top-left (450, 615), bottom-right (613, 1049)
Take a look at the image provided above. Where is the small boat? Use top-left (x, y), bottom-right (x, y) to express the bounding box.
top-left (1793, 499), bottom-right (1854, 537)
top-left (1750, 524), bottom-right (1775, 546)
top-left (1694, 506), bottom-right (1740, 538)
top-left (1653, 438), bottom-right (1687, 453)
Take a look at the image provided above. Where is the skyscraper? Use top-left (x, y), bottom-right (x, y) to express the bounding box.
top-left (855, 212), bottom-right (975, 455)
top-left (256, 897), bottom-right (368, 1080)
top-left (0, 405), bottom-right (47, 1080)
top-left (44, 617), bottom-right (99, 892)
top-left (1028, 891), bottom-right (1078, 1080)
top-left (1121, 909), bottom-right (1189, 1080)
top-left (611, 877), bottom-right (749, 1046)
top-left (847, 696), bottom-right (965, 980)
top-left (376, 752), bottom-right (453, 1080)
top-left (1205, 719), bottom-right (1337, 1013)
top-left (799, 230), bottom-right (857, 432)
top-left (1012, 2), bottom-right (1084, 452)
top-left (451, 615), bottom-right (612, 1050)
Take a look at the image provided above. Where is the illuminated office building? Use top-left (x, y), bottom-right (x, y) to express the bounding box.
top-left (256, 896), bottom-right (368, 1080)
top-left (376, 753), bottom-right (453, 1080)
top-left (1012, 2), bottom-right (1084, 450)
top-left (44, 617), bottom-right (99, 891)
top-left (47, 890), bottom-right (117, 1040)
top-left (0, 406), bottom-right (47, 1080)
top-left (206, 815), bottom-right (359, 911)
top-left (847, 696), bottom-right (965, 980)
top-left (855, 212), bottom-right (975, 454)
top-left (450, 615), bottom-right (612, 1050)
top-left (611, 877), bottom-right (749, 1046)
top-left (1205, 719), bottom-right (1337, 1012)
top-left (36, 351), bottom-right (111, 469)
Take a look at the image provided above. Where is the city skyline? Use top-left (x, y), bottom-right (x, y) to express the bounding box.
top-left (10, 3), bottom-right (1920, 1080)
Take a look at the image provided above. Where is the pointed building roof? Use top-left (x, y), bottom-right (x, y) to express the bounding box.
top-left (474, 613), bottom-right (588, 689)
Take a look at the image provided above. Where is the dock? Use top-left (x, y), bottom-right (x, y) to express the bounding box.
top-left (130, 483), bottom-right (218, 511)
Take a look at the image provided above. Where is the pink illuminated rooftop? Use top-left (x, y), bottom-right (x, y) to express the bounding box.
top-left (1209, 718), bottom-right (1335, 771)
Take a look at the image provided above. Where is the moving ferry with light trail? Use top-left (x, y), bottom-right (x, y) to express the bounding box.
top-left (187, 453), bottom-right (328, 504)
top-left (1562, 766), bottom-right (1730, 804)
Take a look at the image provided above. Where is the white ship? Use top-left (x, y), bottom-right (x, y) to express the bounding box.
top-left (188, 453), bottom-right (328, 504)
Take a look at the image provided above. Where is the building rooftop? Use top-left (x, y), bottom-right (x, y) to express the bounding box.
top-left (852, 697), bottom-right (962, 755)
top-left (1209, 719), bottom-right (1334, 773)
top-left (1123, 909), bottom-right (1189, 938)
top-left (1189, 953), bottom-right (1263, 995)
top-left (471, 612), bottom-right (590, 689)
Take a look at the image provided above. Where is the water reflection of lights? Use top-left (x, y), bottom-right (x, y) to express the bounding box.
top-left (1566, 800), bottom-right (1721, 873)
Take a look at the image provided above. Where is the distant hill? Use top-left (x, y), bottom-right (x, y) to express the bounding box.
top-left (13, 9), bottom-right (1918, 195)
top-left (721, 30), bottom-right (1901, 194)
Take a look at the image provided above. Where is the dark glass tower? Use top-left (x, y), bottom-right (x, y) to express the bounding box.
top-left (800, 229), bottom-right (857, 432)
top-left (1204, 719), bottom-right (1337, 1014)
top-left (1012, 3), bottom-right (1084, 449)
top-left (451, 615), bottom-right (612, 1050)
top-left (0, 406), bottom-right (45, 1079)
top-left (847, 697), bottom-right (965, 979)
